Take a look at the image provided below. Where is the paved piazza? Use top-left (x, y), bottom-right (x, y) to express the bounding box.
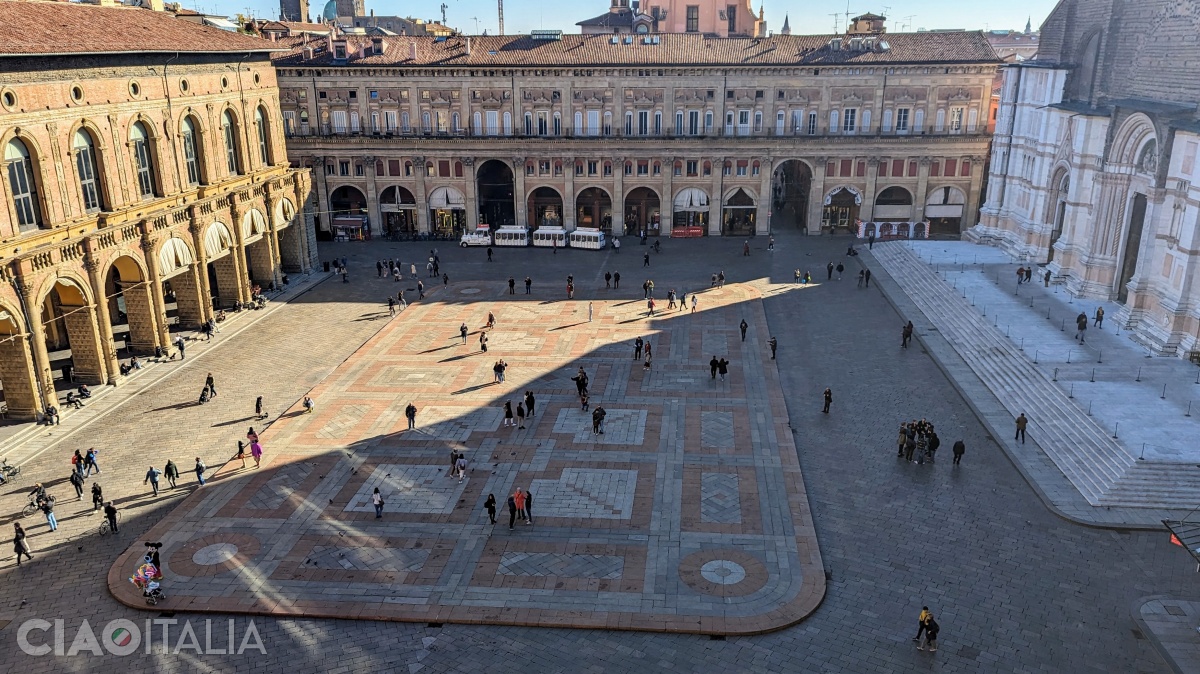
top-left (107, 276), bottom-right (824, 634)
top-left (0, 234), bottom-right (1196, 673)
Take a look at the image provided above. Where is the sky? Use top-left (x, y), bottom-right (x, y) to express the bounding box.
top-left (202, 0), bottom-right (1055, 35)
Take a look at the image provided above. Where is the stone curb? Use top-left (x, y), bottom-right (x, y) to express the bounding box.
top-left (1131, 595), bottom-right (1194, 674)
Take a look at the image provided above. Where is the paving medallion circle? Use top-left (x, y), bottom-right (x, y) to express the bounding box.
top-left (678, 549), bottom-right (769, 597)
top-left (699, 559), bottom-right (746, 585)
top-left (192, 542), bottom-right (239, 565)
top-left (459, 288), bottom-right (482, 295)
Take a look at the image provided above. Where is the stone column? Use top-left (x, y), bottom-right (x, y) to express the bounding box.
top-left (82, 249), bottom-right (119, 383)
top-left (755, 156), bottom-right (771, 235)
top-left (292, 173), bottom-right (315, 272)
top-left (264, 191), bottom-right (284, 286)
top-left (62, 303), bottom-right (106, 385)
top-left (563, 157), bottom-right (576, 230)
top-left (512, 156), bottom-right (527, 227)
top-left (862, 157), bottom-right (881, 222)
top-left (807, 157), bottom-right (828, 236)
top-left (962, 155), bottom-right (986, 230)
top-left (464, 157), bottom-right (479, 230)
top-left (414, 155), bottom-right (429, 234)
top-left (229, 197), bottom-right (251, 304)
top-left (140, 226), bottom-right (173, 346)
top-left (312, 154), bottom-right (331, 237)
top-left (612, 156), bottom-right (625, 235)
top-left (709, 156), bottom-right (724, 236)
top-left (187, 216), bottom-right (215, 315)
top-left (365, 155), bottom-right (382, 238)
top-left (661, 156), bottom-right (675, 237)
top-left (914, 157), bottom-right (932, 230)
top-left (16, 276), bottom-right (55, 414)
top-left (0, 332), bottom-right (40, 420)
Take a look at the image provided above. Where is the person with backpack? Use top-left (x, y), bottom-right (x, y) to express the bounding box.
top-left (69, 470), bottom-right (85, 500)
top-left (194, 457), bottom-right (207, 486)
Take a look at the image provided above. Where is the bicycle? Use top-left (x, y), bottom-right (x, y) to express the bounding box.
top-left (0, 458), bottom-right (20, 481)
top-left (99, 510), bottom-right (122, 536)
top-left (22, 494), bottom-right (55, 518)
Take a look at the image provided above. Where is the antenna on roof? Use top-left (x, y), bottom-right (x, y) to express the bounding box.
top-left (829, 12), bottom-right (840, 32)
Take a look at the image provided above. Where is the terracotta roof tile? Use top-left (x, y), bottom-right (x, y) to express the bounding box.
top-left (0, 0), bottom-right (278, 56)
top-left (271, 31), bottom-right (1001, 68)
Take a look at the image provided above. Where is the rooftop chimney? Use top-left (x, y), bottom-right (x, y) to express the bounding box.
top-left (409, 41), bottom-right (418, 60)
top-left (465, 37), bottom-right (472, 55)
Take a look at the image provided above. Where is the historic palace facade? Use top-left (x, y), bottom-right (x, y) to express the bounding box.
top-left (0, 1), bottom-right (314, 420)
top-left (273, 25), bottom-right (998, 240)
top-left (972, 0), bottom-right (1200, 358)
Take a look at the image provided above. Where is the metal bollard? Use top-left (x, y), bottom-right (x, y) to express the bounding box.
top-left (1034, 350), bottom-right (1040, 364)
top-left (1061, 318), bottom-right (1065, 332)
top-left (1070, 383), bottom-right (1075, 399)
top-left (1052, 367), bottom-right (1058, 381)
top-left (1188, 401), bottom-right (1193, 418)
top-left (1090, 368), bottom-right (1095, 382)
top-left (1162, 384), bottom-right (1168, 399)
top-left (1112, 421), bottom-right (1119, 438)
top-left (1136, 367), bottom-right (1141, 382)
top-left (1068, 351), bottom-right (1073, 364)
top-left (1020, 338), bottom-right (1025, 352)
top-left (1097, 350), bottom-right (1102, 364)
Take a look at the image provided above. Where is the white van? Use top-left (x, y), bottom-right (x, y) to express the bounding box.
top-left (531, 227), bottom-right (567, 248)
top-left (459, 225), bottom-right (492, 247)
top-left (493, 227), bottom-right (529, 247)
top-left (568, 227), bottom-right (607, 250)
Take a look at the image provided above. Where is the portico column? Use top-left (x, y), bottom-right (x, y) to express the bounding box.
top-left (563, 158), bottom-right (576, 230)
top-left (17, 276), bottom-right (56, 413)
top-left (755, 157), bottom-right (772, 235)
top-left (82, 246), bottom-right (119, 384)
top-left (709, 156), bottom-right (724, 236)
top-left (229, 197), bottom-right (252, 303)
top-left (291, 174), bottom-right (315, 272)
top-left (141, 223), bottom-right (173, 345)
top-left (512, 156), bottom-right (527, 227)
top-left (807, 157), bottom-right (828, 235)
top-left (365, 155), bottom-right (382, 238)
top-left (914, 157), bottom-right (932, 235)
top-left (312, 155), bottom-right (330, 237)
top-left (414, 156), bottom-right (429, 234)
top-left (464, 158), bottom-right (479, 230)
top-left (612, 156), bottom-right (625, 235)
top-left (661, 156), bottom-right (674, 237)
top-left (187, 216), bottom-right (215, 316)
top-left (265, 192), bottom-right (285, 286)
top-left (962, 155), bottom-right (986, 230)
top-left (862, 157), bottom-right (881, 223)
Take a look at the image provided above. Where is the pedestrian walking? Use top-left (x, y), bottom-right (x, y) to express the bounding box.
top-left (857, 270), bottom-right (865, 288)
top-left (524, 489), bottom-right (533, 525)
top-left (418, 280), bottom-right (425, 299)
top-left (717, 271), bottom-right (725, 287)
top-left (303, 396), bottom-right (315, 414)
top-left (864, 269), bottom-right (871, 287)
top-left (372, 487), bottom-right (384, 519)
top-left (691, 295), bottom-right (698, 313)
top-left (740, 319), bottom-right (748, 341)
top-left (508, 277), bottom-right (516, 294)
top-left (69, 470), bottom-right (84, 499)
top-left (443, 273), bottom-right (449, 286)
top-left (91, 482), bottom-right (103, 511)
top-left (588, 302), bottom-right (593, 322)
top-left (388, 297), bottom-right (396, 316)
top-left (507, 494), bottom-right (518, 529)
top-left (73, 449), bottom-right (84, 476)
top-left (952, 440), bottom-right (965, 465)
top-left (461, 322), bottom-right (469, 345)
top-left (480, 332), bottom-right (488, 353)
top-left (919, 614), bottom-right (939, 652)
top-left (1015, 413), bottom-right (1028, 444)
top-left (164, 459), bottom-right (179, 487)
top-left (647, 298), bottom-right (655, 316)
top-left (1075, 312), bottom-right (1088, 343)
top-left (717, 358), bottom-right (729, 381)
top-left (104, 501), bottom-right (119, 533)
top-left (175, 335), bottom-right (186, 360)
top-left (678, 291), bottom-right (687, 312)
top-left (644, 252), bottom-right (650, 267)
top-left (769, 337), bottom-right (778, 360)
top-left (84, 447), bottom-right (100, 476)
top-left (869, 233), bottom-right (876, 249)
top-left (205, 373), bottom-right (217, 398)
top-left (524, 391), bottom-right (536, 417)
top-left (635, 337), bottom-right (644, 360)
top-left (455, 453), bottom-right (468, 482)
top-left (255, 396), bottom-right (267, 420)
top-left (897, 424), bottom-right (909, 457)
top-left (503, 401), bottom-right (514, 427)
top-left (1094, 306), bottom-right (1105, 328)
top-left (517, 402), bottom-right (527, 429)
top-left (1044, 270), bottom-right (1052, 287)
top-left (485, 494), bottom-right (498, 524)
top-left (902, 321), bottom-right (914, 348)
top-left (836, 262), bottom-right (844, 280)
top-left (613, 272), bottom-right (621, 289)
top-left (410, 263), bottom-right (417, 279)
top-left (567, 282), bottom-right (574, 299)
top-left (13, 523), bottom-right (32, 566)
top-left (250, 440), bottom-right (263, 468)
top-left (743, 240), bottom-right (750, 256)
top-left (195, 457), bottom-right (207, 486)
top-left (768, 235), bottom-right (775, 251)
top-left (487, 247), bottom-right (493, 262)
top-left (710, 356), bottom-right (719, 379)
top-left (405, 403), bottom-right (417, 429)
top-left (822, 388), bottom-right (832, 413)
top-left (41, 498), bottom-right (57, 532)
top-left (144, 466), bottom-right (162, 496)
top-left (605, 272), bottom-right (612, 289)
top-left (913, 606), bottom-right (930, 643)
top-left (826, 261), bottom-right (834, 280)
top-left (525, 276), bottom-right (532, 294)
top-left (247, 426), bottom-right (259, 444)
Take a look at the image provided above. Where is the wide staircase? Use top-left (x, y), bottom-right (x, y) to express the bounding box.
top-left (873, 243), bottom-right (1200, 510)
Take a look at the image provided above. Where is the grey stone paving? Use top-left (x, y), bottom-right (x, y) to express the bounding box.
top-left (701, 410), bottom-right (735, 449)
top-left (308, 545), bottom-right (429, 573)
top-left (552, 407), bottom-right (646, 445)
top-left (700, 472), bottom-right (742, 524)
top-left (528, 468), bottom-right (638, 519)
top-left (345, 465), bottom-right (469, 514)
top-left (0, 234), bottom-right (1195, 674)
top-left (498, 552), bottom-right (625, 579)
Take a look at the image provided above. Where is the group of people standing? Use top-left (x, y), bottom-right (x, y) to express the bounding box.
top-left (896, 419), bottom-right (966, 465)
top-left (483, 488), bottom-right (533, 529)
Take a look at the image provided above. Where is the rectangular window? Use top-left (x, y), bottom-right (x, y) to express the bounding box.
top-left (283, 111), bottom-right (296, 135)
top-left (723, 163), bottom-right (731, 176)
top-left (892, 159), bottom-right (905, 177)
top-left (182, 130), bottom-right (200, 185)
top-left (704, 110), bottom-right (714, 133)
top-left (638, 111), bottom-right (649, 135)
top-left (856, 161), bottom-right (865, 177)
top-left (339, 161), bottom-right (350, 176)
top-left (576, 163), bottom-right (584, 176)
top-left (539, 160), bottom-right (550, 175)
top-left (826, 161), bottom-right (836, 176)
top-left (686, 5), bottom-right (699, 32)
top-left (637, 161), bottom-right (649, 175)
top-left (753, 111), bottom-right (763, 133)
top-left (727, 4), bottom-right (736, 33)
top-left (654, 111), bottom-right (662, 135)
top-left (842, 108), bottom-right (857, 133)
top-left (588, 160), bottom-right (599, 175)
top-left (689, 110), bottom-right (700, 135)
top-left (331, 110), bottom-right (348, 133)
top-left (354, 163), bottom-right (364, 177)
top-left (8, 153), bottom-right (40, 230)
top-left (736, 162), bottom-right (747, 177)
top-left (686, 160), bottom-right (698, 176)
top-left (526, 163), bottom-right (535, 176)
top-left (950, 107), bottom-right (964, 132)
top-left (603, 162), bottom-right (612, 176)
top-left (839, 159), bottom-right (852, 176)
top-left (737, 110), bottom-right (750, 135)
top-left (388, 159), bottom-right (401, 176)
top-left (807, 112), bottom-right (817, 135)
top-left (624, 162), bottom-right (632, 175)
top-left (587, 110), bottom-right (600, 136)
top-left (538, 111), bottom-right (548, 136)
top-left (438, 160), bottom-right (450, 177)
top-left (961, 160), bottom-right (972, 176)
top-left (945, 158), bottom-right (958, 176)
top-left (385, 111), bottom-right (397, 132)
top-left (908, 161), bottom-right (918, 177)
top-left (703, 162), bottom-right (711, 176)
top-left (485, 111), bottom-right (499, 135)
top-left (676, 111), bottom-right (684, 135)
top-left (325, 164), bottom-right (335, 176)
top-left (895, 108), bottom-right (910, 132)
top-left (653, 162), bottom-right (661, 176)
top-left (625, 113), bottom-right (633, 136)
top-left (674, 163), bottom-right (682, 176)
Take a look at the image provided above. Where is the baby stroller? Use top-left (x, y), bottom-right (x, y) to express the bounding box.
top-left (130, 542), bottom-right (166, 605)
top-left (198, 386), bottom-right (211, 405)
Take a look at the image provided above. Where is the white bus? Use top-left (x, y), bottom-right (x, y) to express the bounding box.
top-left (568, 227), bottom-right (607, 250)
top-left (531, 227), bottom-right (567, 248)
top-left (493, 226), bottom-right (529, 247)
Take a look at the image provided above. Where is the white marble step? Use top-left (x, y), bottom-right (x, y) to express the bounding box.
top-left (873, 244), bottom-right (1134, 505)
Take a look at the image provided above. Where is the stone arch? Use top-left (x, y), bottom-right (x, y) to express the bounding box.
top-left (526, 186), bottom-right (563, 230)
top-left (275, 197), bottom-right (307, 271)
top-left (1044, 166), bottom-right (1071, 263)
top-left (0, 296), bottom-right (42, 419)
top-left (103, 252), bottom-right (159, 354)
top-left (624, 186), bottom-right (660, 236)
top-left (37, 274), bottom-right (107, 385)
top-left (242, 208), bottom-right (268, 243)
top-left (575, 187), bottom-right (612, 231)
top-left (157, 235), bottom-right (196, 278)
top-left (203, 221), bottom-right (235, 259)
top-left (1110, 113), bottom-right (1157, 170)
top-left (242, 208), bottom-right (275, 286)
top-left (155, 235), bottom-right (205, 328)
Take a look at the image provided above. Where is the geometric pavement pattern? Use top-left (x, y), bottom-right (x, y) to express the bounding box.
top-left (109, 281), bottom-right (824, 635)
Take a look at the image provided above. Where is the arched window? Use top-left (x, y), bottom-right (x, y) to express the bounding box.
top-left (221, 110), bottom-right (242, 176)
top-left (181, 116), bottom-right (204, 186)
top-left (574, 111), bottom-right (583, 135)
top-left (299, 110), bottom-right (310, 133)
top-left (553, 111), bottom-right (561, 136)
top-left (73, 129), bottom-right (103, 213)
top-left (401, 111), bottom-right (410, 132)
top-left (255, 107), bottom-right (271, 166)
top-left (473, 111), bottom-right (482, 135)
top-left (452, 112), bottom-right (460, 133)
top-left (503, 111), bottom-right (512, 135)
top-left (130, 121), bottom-right (157, 199)
top-left (6, 138), bottom-right (42, 231)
